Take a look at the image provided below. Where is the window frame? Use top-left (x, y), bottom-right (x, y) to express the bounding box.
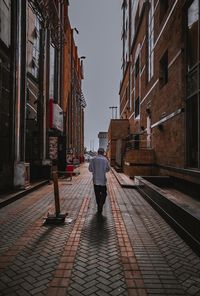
top-left (185, 0), bottom-right (200, 169)
top-left (159, 49), bottom-right (168, 87)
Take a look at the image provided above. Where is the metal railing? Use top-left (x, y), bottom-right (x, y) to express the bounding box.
top-left (126, 139), bottom-right (152, 151)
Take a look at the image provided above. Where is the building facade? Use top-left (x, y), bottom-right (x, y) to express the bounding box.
top-left (118, 0), bottom-right (200, 184)
top-left (0, 0), bottom-right (13, 190)
top-left (98, 132), bottom-right (108, 151)
top-left (0, 0), bottom-right (86, 191)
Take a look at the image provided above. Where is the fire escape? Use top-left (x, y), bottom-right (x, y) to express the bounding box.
top-left (28, 0), bottom-right (68, 49)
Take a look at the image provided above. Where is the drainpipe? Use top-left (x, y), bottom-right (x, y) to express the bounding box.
top-left (43, 28), bottom-right (50, 165)
top-left (38, 25), bottom-right (45, 162)
top-left (20, 0), bottom-right (27, 162)
top-left (42, 28), bottom-right (47, 161)
top-left (13, 0), bottom-right (27, 161)
top-left (15, 0), bottom-right (22, 162)
top-left (14, 0), bottom-right (29, 188)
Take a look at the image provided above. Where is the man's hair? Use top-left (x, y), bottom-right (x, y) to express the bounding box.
top-left (98, 148), bottom-right (105, 155)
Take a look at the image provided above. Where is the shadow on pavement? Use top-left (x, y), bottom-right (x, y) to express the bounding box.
top-left (85, 213), bottom-right (110, 247)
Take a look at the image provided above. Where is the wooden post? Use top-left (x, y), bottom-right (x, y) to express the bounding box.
top-left (44, 170), bottom-right (67, 224)
top-left (52, 171), bottom-right (60, 216)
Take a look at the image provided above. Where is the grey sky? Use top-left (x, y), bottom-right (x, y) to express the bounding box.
top-left (69, 1), bottom-right (122, 151)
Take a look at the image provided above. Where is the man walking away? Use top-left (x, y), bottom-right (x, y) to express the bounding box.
top-left (88, 148), bottom-right (110, 214)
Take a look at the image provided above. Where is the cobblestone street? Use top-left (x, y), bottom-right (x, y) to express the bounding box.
top-left (0, 164), bottom-right (200, 296)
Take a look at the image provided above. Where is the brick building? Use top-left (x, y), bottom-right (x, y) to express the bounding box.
top-left (0, 1), bottom-right (13, 190)
top-left (118, 0), bottom-right (200, 185)
top-left (108, 119), bottom-right (129, 166)
top-left (0, 0), bottom-right (86, 191)
top-left (98, 132), bottom-right (108, 151)
top-left (65, 34), bottom-right (86, 163)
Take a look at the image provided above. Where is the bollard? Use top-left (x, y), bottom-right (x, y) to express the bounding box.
top-left (44, 170), bottom-right (67, 225)
top-left (52, 171), bottom-right (61, 216)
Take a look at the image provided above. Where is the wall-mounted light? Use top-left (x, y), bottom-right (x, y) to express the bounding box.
top-left (157, 123), bottom-right (163, 131)
top-left (146, 107), bottom-right (151, 115)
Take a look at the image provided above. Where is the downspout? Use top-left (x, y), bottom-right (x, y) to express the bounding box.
top-left (20, 0), bottom-right (27, 161)
top-left (15, 0), bottom-right (22, 162)
top-left (42, 27), bottom-right (47, 161)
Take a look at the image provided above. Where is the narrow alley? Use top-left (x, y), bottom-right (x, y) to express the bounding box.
top-left (0, 164), bottom-right (200, 296)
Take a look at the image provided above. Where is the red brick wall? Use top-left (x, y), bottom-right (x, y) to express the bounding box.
top-left (120, 1), bottom-right (196, 181)
top-left (119, 65), bottom-right (130, 119)
top-left (108, 119), bottom-right (129, 165)
top-left (146, 1), bottom-right (185, 169)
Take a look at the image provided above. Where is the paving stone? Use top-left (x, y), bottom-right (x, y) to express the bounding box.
top-left (110, 287), bottom-right (127, 296)
top-left (15, 288), bottom-right (30, 296)
top-left (1, 165), bottom-right (200, 296)
top-left (20, 281), bottom-right (33, 291)
top-left (96, 290), bottom-right (111, 296)
top-left (82, 285), bottom-right (99, 295)
top-left (70, 282), bottom-right (85, 293)
top-left (110, 279), bottom-right (126, 289)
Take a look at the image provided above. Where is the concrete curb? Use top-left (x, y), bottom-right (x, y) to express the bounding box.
top-left (0, 180), bottom-right (50, 208)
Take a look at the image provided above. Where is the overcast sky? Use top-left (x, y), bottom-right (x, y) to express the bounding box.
top-left (68, 1), bottom-right (122, 151)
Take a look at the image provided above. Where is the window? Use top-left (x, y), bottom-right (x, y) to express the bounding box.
top-left (159, 50), bottom-right (168, 87)
top-left (186, 95), bottom-right (198, 168)
top-left (130, 63), bottom-right (134, 111)
top-left (159, 0), bottom-right (168, 23)
top-left (135, 97), bottom-right (140, 118)
top-left (186, 0), bottom-right (200, 169)
top-left (131, 0), bottom-right (136, 41)
top-left (148, 0), bottom-right (154, 81)
top-left (135, 5), bottom-right (140, 32)
top-left (0, 0), bottom-right (11, 47)
top-left (122, 0), bottom-right (129, 74)
top-left (135, 57), bottom-right (139, 77)
top-left (187, 0), bottom-right (199, 70)
top-left (31, 17), bottom-right (40, 78)
top-left (126, 86), bottom-right (130, 110)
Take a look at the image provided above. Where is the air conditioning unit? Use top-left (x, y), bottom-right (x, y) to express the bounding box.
top-left (14, 162), bottom-right (30, 189)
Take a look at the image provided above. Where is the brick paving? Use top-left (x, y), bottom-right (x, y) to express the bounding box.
top-left (108, 173), bottom-right (200, 296)
top-left (67, 196), bottom-right (127, 296)
top-left (0, 164), bottom-right (200, 296)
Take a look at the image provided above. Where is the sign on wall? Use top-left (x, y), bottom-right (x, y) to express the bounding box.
top-left (49, 98), bottom-right (63, 132)
top-left (49, 136), bottom-right (58, 160)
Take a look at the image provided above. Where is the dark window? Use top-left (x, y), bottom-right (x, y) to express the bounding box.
top-left (159, 50), bottom-right (168, 87)
top-left (148, 1), bottom-right (154, 81)
top-left (159, 0), bottom-right (168, 23)
top-left (187, 0), bottom-right (199, 70)
top-left (135, 57), bottom-right (139, 77)
top-left (0, 0), bottom-right (11, 47)
top-left (135, 97), bottom-right (140, 118)
top-left (135, 5), bottom-right (140, 31)
top-left (186, 0), bottom-right (200, 169)
top-left (186, 95), bottom-right (198, 168)
top-left (126, 87), bottom-right (130, 110)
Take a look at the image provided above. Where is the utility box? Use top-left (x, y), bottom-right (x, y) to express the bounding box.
top-left (14, 162), bottom-right (30, 189)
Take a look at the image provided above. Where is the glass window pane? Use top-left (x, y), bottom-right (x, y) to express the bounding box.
top-left (0, 0), bottom-right (11, 47)
top-left (187, 68), bottom-right (198, 96)
top-left (187, 0), bottom-right (199, 69)
top-left (186, 95), bottom-right (198, 168)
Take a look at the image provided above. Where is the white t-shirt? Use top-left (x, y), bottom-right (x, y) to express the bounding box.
top-left (88, 155), bottom-right (110, 186)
